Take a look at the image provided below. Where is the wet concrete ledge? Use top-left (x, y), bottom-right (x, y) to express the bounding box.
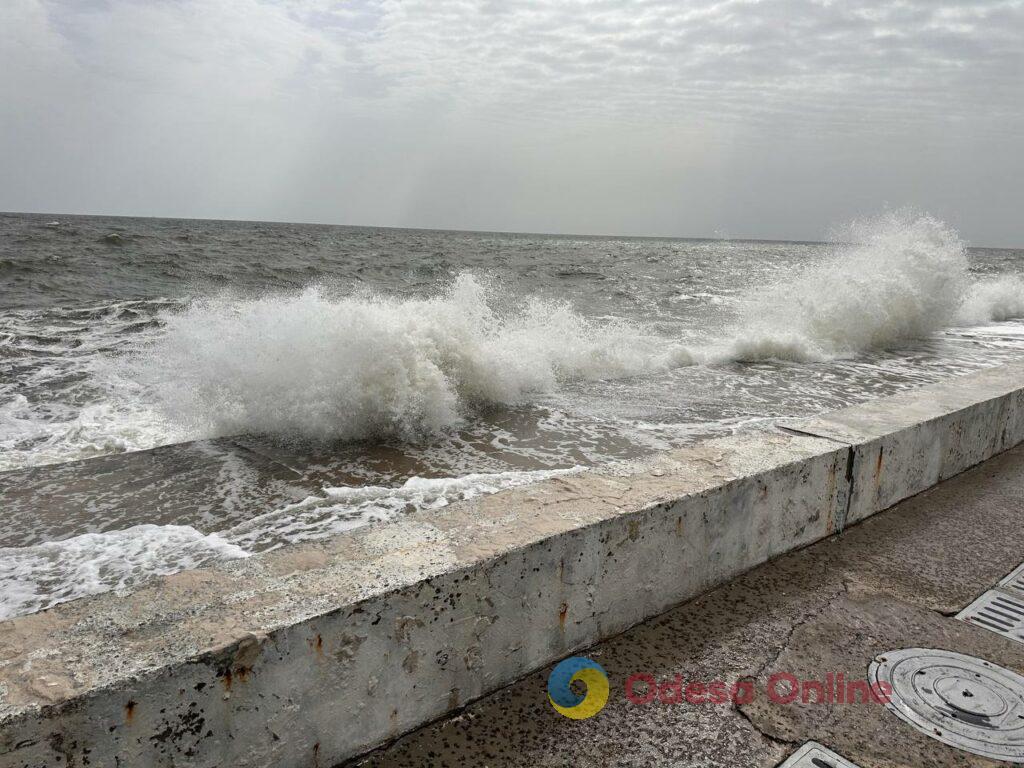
top-left (1, 362), bottom-right (1023, 767)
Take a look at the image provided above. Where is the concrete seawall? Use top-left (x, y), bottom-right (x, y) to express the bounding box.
top-left (1, 362), bottom-right (1023, 767)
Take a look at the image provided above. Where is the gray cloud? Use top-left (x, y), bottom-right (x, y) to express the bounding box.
top-left (1, 0), bottom-right (1022, 244)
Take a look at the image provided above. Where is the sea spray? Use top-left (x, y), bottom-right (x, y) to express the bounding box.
top-left (122, 274), bottom-right (695, 441)
top-left (726, 212), bottom-right (971, 361)
top-left (958, 276), bottom-right (1024, 326)
top-left (7, 213), bottom-right (1024, 471)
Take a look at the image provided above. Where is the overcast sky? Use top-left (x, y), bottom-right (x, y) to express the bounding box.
top-left (2, 1), bottom-right (1022, 244)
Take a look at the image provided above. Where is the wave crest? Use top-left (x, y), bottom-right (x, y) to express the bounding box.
top-left (727, 212), bottom-right (970, 361)
top-left (123, 274), bottom-right (693, 441)
top-left (958, 276), bottom-right (1024, 326)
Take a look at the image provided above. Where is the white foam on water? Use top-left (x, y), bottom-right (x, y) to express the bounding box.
top-left (958, 276), bottom-right (1024, 325)
top-left (0, 466), bottom-right (580, 618)
top-left (724, 212), bottom-right (974, 362)
top-left (717, 212), bottom-right (1024, 363)
top-left (0, 524), bottom-right (249, 620)
top-left (225, 466), bottom-right (582, 550)
top-left (0, 299), bottom-right (188, 471)
top-left (0, 395), bottom-right (183, 472)
top-left (121, 274), bottom-right (694, 442)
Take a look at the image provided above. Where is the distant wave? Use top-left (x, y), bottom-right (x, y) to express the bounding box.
top-left (121, 274), bottom-right (695, 441)
top-left (723, 211), bottom-right (1024, 362)
top-left (958, 276), bottom-right (1024, 325)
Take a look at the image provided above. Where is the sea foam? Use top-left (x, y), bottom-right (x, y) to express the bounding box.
top-left (0, 467), bottom-right (579, 618)
top-left (0, 525), bottom-right (248, 620)
top-left (958, 276), bottom-right (1024, 326)
top-left (726, 212), bottom-right (974, 362)
top-left (123, 274), bottom-right (694, 441)
top-left (225, 466), bottom-right (582, 550)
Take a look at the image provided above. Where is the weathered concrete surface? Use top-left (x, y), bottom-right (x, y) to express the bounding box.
top-left (788, 361), bottom-right (1024, 526)
top-left (0, 362), bottom-right (1022, 767)
top-left (350, 442), bottom-right (1024, 768)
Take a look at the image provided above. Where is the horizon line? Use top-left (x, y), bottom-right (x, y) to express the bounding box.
top-left (1, 209), bottom-right (1019, 251)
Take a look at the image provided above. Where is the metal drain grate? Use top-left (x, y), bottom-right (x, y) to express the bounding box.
top-left (957, 591), bottom-right (1024, 645)
top-left (777, 741), bottom-right (863, 768)
top-left (1001, 563), bottom-right (1024, 595)
top-left (870, 648), bottom-right (1024, 763)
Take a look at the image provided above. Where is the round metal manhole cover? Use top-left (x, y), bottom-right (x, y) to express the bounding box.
top-left (869, 648), bottom-right (1024, 763)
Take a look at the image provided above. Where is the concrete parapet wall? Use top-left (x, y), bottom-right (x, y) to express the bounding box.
top-left (1, 362), bottom-right (1022, 767)
top-left (789, 362), bottom-right (1024, 524)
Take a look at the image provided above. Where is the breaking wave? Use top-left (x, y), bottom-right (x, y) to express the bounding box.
top-left (121, 274), bottom-right (695, 441)
top-left (958, 276), bottom-right (1024, 326)
top-left (726, 212), bottom-right (975, 362)
top-left (720, 212), bottom-right (1024, 362)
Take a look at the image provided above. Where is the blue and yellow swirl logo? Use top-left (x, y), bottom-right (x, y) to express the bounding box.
top-left (547, 656), bottom-right (609, 719)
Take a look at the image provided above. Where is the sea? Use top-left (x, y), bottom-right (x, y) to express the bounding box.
top-left (2, 209), bottom-right (1023, 617)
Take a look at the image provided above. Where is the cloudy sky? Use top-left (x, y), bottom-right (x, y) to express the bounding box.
top-left (2, 0), bottom-right (1022, 244)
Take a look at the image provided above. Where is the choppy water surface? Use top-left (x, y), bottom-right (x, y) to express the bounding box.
top-left (2, 210), bottom-right (1023, 617)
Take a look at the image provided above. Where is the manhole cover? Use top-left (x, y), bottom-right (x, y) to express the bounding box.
top-left (777, 741), bottom-right (863, 767)
top-left (870, 648), bottom-right (1024, 763)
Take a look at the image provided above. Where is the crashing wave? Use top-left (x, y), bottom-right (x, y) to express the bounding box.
top-left (121, 274), bottom-right (695, 441)
top-left (723, 212), bottom-right (1017, 362)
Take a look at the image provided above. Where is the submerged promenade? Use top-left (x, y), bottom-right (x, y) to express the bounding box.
top-left (2, 362), bottom-right (1024, 767)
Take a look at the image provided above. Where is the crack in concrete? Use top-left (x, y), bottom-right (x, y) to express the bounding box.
top-left (732, 698), bottom-right (799, 749)
top-left (733, 561), bottom-right (851, 752)
top-left (752, 566), bottom-right (848, 684)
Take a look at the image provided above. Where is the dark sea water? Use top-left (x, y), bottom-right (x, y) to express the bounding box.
top-left (2, 210), bottom-right (1023, 617)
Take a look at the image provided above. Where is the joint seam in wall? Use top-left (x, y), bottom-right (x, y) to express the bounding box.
top-left (840, 445), bottom-right (856, 533)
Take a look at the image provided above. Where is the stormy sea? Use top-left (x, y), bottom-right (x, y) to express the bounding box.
top-left (2, 209), bottom-right (1023, 617)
